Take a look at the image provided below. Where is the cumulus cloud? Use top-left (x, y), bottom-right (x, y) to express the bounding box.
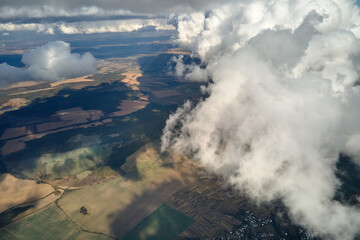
top-left (0, 18), bottom-right (175, 35)
top-left (0, 1), bottom-right (232, 15)
top-left (0, 6), bottom-right (134, 20)
top-left (162, 0), bottom-right (360, 239)
top-left (0, 41), bottom-right (96, 87)
top-left (56, 19), bottom-right (174, 34)
top-left (0, 3), bottom-right (177, 35)
top-left (172, 55), bottom-right (208, 82)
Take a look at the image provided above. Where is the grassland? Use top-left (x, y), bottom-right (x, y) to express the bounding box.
top-left (0, 205), bottom-right (33, 228)
top-left (57, 143), bottom-right (199, 239)
top-left (0, 205), bottom-right (110, 240)
top-left (8, 144), bottom-right (112, 179)
top-left (123, 204), bottom-right (194, 240)
top-left (41, 145), bottom-right (112, 178)
top-left (120, 143), bottom-right (162, 174)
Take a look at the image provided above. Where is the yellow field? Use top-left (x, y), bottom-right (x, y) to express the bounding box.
top-left (12, 189), bottom-right (64, 222)
top-left (121, 71), bottom-right (142, 90)
top-left (0, 174), bottom-right (54, 213)
top-left (58, 143), bottom-right (199, 239)
top-left (50, 75), bottom-right (95, 87)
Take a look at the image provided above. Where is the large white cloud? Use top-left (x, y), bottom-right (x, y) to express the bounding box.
top-left (162, 0), bottom-right (360, 239)
top-left (0, 6), bottom-right (133, 19)
top-left (0, 19), bottom-right (175, 35)
top-left (0, 41), bottom-right (96, 87)
top-left (0, 1), bottom-right (232, 16)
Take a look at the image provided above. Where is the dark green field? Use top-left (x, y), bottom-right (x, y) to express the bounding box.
top-left (123, 204), bottom-right (194, 240)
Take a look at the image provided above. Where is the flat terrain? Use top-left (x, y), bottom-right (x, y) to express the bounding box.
top-left (40, 145), bottom-right (112, 178)
top-left (123, 204), bottom-right (194, 240)
top-left (0, 33), bottom-right (352, 240)
top-left (109, 99), bottom-right (149, 117)
top-left (0, 47), bottom-right (209, 239)
top-left (152, 90), bottom-right (181, 98)
top-left (0, 174), bottom-right (54, 213)
top-left (121, 70), bottom-right (142, 90)
top-left (50, 75), bottom-right (95, 87)
top-left (0, 205), bottom-right (110, 240)
top-left (11, 189), bottom-right (64, 222)
top-left (58, 143), bottom-right (199, 239)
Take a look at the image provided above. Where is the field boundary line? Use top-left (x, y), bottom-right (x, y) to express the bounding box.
top-left (54, 200), bottom-right (116, 240)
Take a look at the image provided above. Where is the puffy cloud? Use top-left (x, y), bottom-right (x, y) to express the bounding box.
top-left (172, 55), bottom-right (208, 82)
top-left (56, 19), bottom-right (174, 34)
top-left (162, 0), bottom-right (360, 239)
top-left (0, 22), bottom-right (55, 34)
top-left (0, 19), bottom-right (175, 35)
top-left (0, 1), bottom-right (232, 15)
top-left (175, 12), bottom-right (205, 46)
top-left (0, 6), bottom-right (133, 20)
top-left (0, 41), bottom-right (96, 87)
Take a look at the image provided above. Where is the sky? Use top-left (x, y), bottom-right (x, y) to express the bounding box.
top-left (0, 0), bottom-right (226, 15)
top-left (1, 1), bottom-right (360, 239)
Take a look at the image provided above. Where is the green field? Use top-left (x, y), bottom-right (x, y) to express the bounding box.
top-left (0, 205), bottom-right (110, 240)
top-left (0, 205), bottom-right (33, 228)
top-left (123, 204), bottom-right (194, 240)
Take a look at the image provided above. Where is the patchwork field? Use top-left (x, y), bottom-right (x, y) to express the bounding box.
top-left (0, 174), bottom-right (54, 213)
top-left (1, 126), bottom-right (29, 140)
top-left (0, 34), bottom-right (331, 240)
top-left (166, 177), bottom-right (246, 238)
top-left (0, 205), bottom-right (110, 240)
top-left (57, 143), bottom-right (199, 239)
top-left (12, 189), bottom-right (64, 221)
top-left (123, 204), bottom-right (194, 240)
top-left (0, 52), bottom-right (206, 239)
top-left (0, 188), bottom-right (64, 229)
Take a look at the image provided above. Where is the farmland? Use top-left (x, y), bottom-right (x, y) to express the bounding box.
top-left (0, 205), bottom-right (110, 240)
top-left (123, 204), bottom-right (194, 240)
top-left (0, 174), bottom-right (54, 213)
top-left (57, 143), bottom-right (199, 239)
